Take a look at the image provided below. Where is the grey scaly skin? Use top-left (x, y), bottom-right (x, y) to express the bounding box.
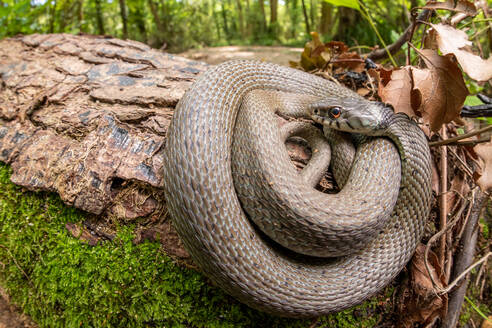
top-left (163, 60), bottom-right (432, 317)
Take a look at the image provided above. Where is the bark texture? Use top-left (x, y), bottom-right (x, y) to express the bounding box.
top-left (0, 34), bottom-right (208, 259)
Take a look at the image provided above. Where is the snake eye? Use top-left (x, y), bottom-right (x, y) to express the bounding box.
top-left (330, 107), bottom-right (342, 119)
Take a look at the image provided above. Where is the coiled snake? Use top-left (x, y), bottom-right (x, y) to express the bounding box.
top-left (163, 60), bottom-right (432, 317)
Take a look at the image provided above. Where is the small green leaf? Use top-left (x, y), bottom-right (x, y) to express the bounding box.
top-left (464, 95), bottom-right (483, 106)
top-left (323, 0), bottom-right (360, 10)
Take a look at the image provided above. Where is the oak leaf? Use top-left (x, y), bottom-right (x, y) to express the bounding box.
top-left (398, 244), bottom-right (447, 327)
top-left (413, 49), bottom-right (468, 131)
top-left (474, 141), bottom-right (492, 192)
top-left (431, 23), bottom-right (492, 82)
top-left (423, 0), bottom-right (476, 16)
top-left (378, 67), bottom-right (416, 117)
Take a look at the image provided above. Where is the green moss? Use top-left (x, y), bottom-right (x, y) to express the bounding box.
top-left (0, 162), bottom-right (382, 327)
top-left (480, 217), bottom-right (490, 239)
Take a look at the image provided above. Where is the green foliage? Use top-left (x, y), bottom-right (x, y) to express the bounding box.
top-left (0, 0), bottom-right (431, 54)
top-left (0, 162), bottom-right (385, 327)
top-left (323, 0), bottom-right (360, 11)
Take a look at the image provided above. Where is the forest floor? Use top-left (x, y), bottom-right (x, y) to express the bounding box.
top-left (178, 45), bottom-right (303, 65)
top-left (0, 44), bottom-right (302, 328)
top-left (0, 288), bottom-right (35, 328)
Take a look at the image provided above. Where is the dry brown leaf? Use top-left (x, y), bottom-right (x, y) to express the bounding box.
top-left (445, 172), bottom-right (469, 213)
top-left (431, 23), bottom-right (492, 82)
top-left (399, 244), bottom-right (447, 327)
top-left (333, 52), bottom-right (365, 72)
top-left (423, 0), bottom-right (477, 16)
top-left (378, 67), bottom-right (416, 117)
top-left (482, 316), bottom-right (492, 328)
top-left (474, 141), bottom-right (492, 191)
top-left (413, 49), bottom-right (468, 131)
top-left (65, 222), bottom-right (100, 246)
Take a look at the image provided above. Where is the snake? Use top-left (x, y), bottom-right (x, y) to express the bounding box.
top-left (162, 60), bottom-right (432, 317)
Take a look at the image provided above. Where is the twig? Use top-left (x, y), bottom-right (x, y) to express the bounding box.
top-left (441, 252), bottom-right (492, 295)
top-left (428, 125), bottom-right (492, 147)
top-left (439, 126), bottom-right (449, 279)
top-left (441, 137), bottom-right (491, 147)
top-left (452, 189), bottom-right (474, 252)
top-left (424, 199), bottom-right (468, 292)
top-left (443, 189), bottom-right (488, 328)
top-left (0, 244), bottom-right (34, 288)
top-left (368, 9), bottom-right (431, 61)
top-left (448, 148), bottom-right (475, 180)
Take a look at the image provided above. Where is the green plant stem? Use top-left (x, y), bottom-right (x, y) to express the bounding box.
top-left (464, 296), bottom-right (491, 321)
top-left (357, 0), bottom-right (397, 67)
top-left (460, 18), bottom-right (492, 28)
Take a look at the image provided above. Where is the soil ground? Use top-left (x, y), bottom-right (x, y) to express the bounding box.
top-left (0, 288), bottom-right (35, 328)
top-left (177, 45), bottom-right (303, 65)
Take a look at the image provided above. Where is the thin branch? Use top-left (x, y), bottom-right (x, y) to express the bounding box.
top-left (368, 9), bottom-right (431, 61)
top-left (441, 252), bottom-right (492, 295)
top-left (424, 198), bottom-right (468, 292)
top-left (443, 189), bottom-right (488, 328)
top-left (429, 125), bottom-right (492, 147)
top-left (439, 126), bottom-right (449, 278)
top-left (442, 137), bottom-right (491, 147)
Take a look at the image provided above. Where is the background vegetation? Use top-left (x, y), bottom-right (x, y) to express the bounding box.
top-left (0, 0), bottom-right (426, 52)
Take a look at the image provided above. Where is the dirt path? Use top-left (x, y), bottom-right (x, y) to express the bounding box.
top-left (177, 45), bottom-right (303, 65)
top-left (0, 288), bottom-right (35, 328)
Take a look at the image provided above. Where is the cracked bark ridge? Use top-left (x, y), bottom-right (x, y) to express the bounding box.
top-left (0, 34), bottom-right (207, 217)
top-left (0, 34), bottom-right (209, 260)
top-left (0, 34), bottom-right (321, 262)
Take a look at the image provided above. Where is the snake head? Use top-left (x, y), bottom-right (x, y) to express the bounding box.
top-left (308, 97), bottom-right (393, 135)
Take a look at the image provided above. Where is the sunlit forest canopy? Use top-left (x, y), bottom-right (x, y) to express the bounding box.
top-left (0, 0), bottom-right (428, 52)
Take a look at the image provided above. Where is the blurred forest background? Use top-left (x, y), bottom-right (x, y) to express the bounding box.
top-left (0, 0), bottom-right (431, 53)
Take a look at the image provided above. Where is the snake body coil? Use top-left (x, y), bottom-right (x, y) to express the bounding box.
top-left (163, 60), bottom-right (432, 317)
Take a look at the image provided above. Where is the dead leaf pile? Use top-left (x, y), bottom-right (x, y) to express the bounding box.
top-left (290, 32), bottom-right (366, 75)
top-left (474, 141), bottom-right (492, 192)
top-left (398, 245), bottom-right (448, 327)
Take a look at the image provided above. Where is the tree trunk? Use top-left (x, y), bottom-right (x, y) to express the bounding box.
top-left (288, 0), bottom-right (299, 38)
top-left (49, 0), bottom-right (57, 33)
top-left (94, 0), bottom-right (105, 35)
top-left (334, 7), bottom-right (359, 43)
top-left (235, 0), bottom-right (246, 38)
top-left (77, 0), bottom-right (84, 32)
top-left (133, 5), bottom-right (148, 43)
top-left (212, 0), bottom-right (221, 40)
top-left (119, 0), bottom-right (128, 39)
top-left (258, 0), bottom-right (267, 32)
top-left (221, 1), bottom-right (230, 39)
top-left (301, 0), bottom-right (310, 35)
top-left (309, 0), bottom-right (316, 32)
top-left (269, 0), bottom-right (278, 34)
top-left (319, 1), bottom-right (332, 35)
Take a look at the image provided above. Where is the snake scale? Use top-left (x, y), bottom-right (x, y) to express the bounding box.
top-left (163, 60), bottom-right (432, 317)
